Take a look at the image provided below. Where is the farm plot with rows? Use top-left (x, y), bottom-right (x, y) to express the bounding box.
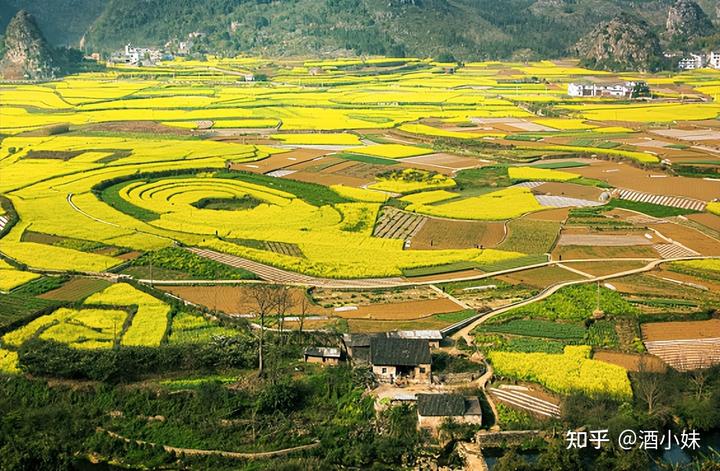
top-left (372, 207), bottom-right (427, 241)
top-left (641, 320), bottom-right (720, 371)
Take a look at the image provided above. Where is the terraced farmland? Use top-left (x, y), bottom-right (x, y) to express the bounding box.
top-left (1, 58), bottom-right (720, 383)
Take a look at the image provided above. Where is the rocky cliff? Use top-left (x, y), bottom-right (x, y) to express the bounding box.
top-left (0, 10), bottom-right (56, 80)
top-left (666, 0), bottom-right (714, 39)
top-left (574, 13), bottom-right (663, 72)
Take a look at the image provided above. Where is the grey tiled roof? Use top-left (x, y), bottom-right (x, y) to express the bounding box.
top-left (417, 394), bottom-right (465, 417)
top-left (370, 337), bottom-right (431, 366)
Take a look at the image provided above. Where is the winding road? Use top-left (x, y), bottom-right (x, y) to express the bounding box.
top-left (448, 256), bottom-right (709, 344)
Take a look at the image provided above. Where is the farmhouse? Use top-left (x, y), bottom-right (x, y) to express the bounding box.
top-left (370, 337), bottom-right (432, 384)
top-left (344, 330), bottom-right (443, 366)
top-left (567, 81), bottom-right (647, 98)
top-left (416, 393), bottom-right (482, 434)
top-left (303, 347), bottom-right (341, 365)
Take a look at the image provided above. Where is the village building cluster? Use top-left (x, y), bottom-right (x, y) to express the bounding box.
top-left (303, 329), bottom-right (482, 435)
top-left (567, 80), bottom-right (650, 98)
top-left (106, 32), bottom-right (205, 66)
top-left (676, 51), bottom-right (720, 70)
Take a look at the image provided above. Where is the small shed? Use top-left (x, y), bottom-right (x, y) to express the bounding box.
top-left (370, 337), bottom-right (432, 383)
top-left (303, 347), bottom-right (341, 365)
top-left (416, 393), bottom-right (482, 432)
top-left (343, 333), bottom-right (371, 364)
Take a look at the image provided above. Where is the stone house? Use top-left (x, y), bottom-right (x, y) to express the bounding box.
top-left (303, 347), bottom-right (341, 365)
top-left (370, 337), bottom-right (432, 384)
top-left (416, 393), bottom-right (482, 434)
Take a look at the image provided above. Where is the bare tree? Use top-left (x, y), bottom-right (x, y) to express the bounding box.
top-left (688, 359), bottom-right (711, 401)
top-left (298, 289), bottom-right (310, 333)
top-left (275, 286), bottom-right (292, 336)
top-left (248, 284), bottom-right (280, 377)
top-left (635, 356), bottom-right (664, 415)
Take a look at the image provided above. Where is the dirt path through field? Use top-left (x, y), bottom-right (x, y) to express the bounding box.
top-left (99, 428), bottom-right (320, 460)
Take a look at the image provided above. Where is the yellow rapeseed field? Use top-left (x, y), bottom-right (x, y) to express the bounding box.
top-left (271, 133), bottom-right (362, 145)
top-left (330, 185), bottom-right (389, 202)
top-left (85, 284), bottom-right (170, 347)
top-left (488, 346), bottom-right (632, 399)
top-left (707, 202), bottom-right (720, 216)
top-left (400, 190), bottom-right (459, 205)
top-left (405, 187), bottom-right (542, 220)
top-left (508, 166), bottom-right (579, 182)
top-left (368, 169), bottom-right (456, 193)
top-left (0, 349), bottom-right (19, 375)
top-left (0, 267), bottom-right (40, 292)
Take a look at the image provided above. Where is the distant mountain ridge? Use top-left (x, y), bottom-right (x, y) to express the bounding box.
top-left (0, 0), bottom-right (718, 62)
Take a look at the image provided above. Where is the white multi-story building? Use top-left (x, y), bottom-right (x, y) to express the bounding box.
top-left (567, 81), bottom-right (644, 98)
top-left (709, 51), bottom-right (720, 69)
top-left (115, 44), bottom-right (163, 66)
top-left (678, 54), bottom-right (706, 70)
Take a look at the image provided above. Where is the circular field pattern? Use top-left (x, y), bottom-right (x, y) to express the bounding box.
top-left (100, 174), bottom-right (525, 279)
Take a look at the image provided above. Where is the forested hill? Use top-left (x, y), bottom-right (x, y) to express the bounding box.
top-left (1, 0), bottom-right (719, 59)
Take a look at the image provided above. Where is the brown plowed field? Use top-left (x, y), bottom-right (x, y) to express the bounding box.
top-left (593, 351), bottom-right (667, 372)
top-left (496, 265), bottom-right (581, 288)
top-left (688, 213), bottom-right (720, 233)
top-left (610, 273), bottom-right (720, 301)
top-left (336, 298), bottom-right (463, 320)
top-left (316, 160), bottom-right (360, 173)
top-left (572, 160), bottom-right (720, 201)
top-left (525, 207), bottom-right (570, 222)
top-left (411, 219), bottom-right (505, 250)
top-left (39, 277), bottom-right (111, 302)
top-left (284, 170), bottom-right (369, 187)
top-left (284, 156), bottom-right (345, 172)
top-left (229, 148), bottom-right (329, 173)
top-left (649, 222), bottom-right (720, 255)
top-left (159, 285), bottom-right (331, 316)
top-left (399, 153), bottom-right (485, 172)
top-left (656, 268), bottom-right (720, 291)
top-left (562, 260), bottom-right (647, 277)
top-left (557, 233), bottom-right (652, 246)
top-left (642, 319), bottom-right (720, 341)
top-left (553, 245), bottom-right (658, 260)
top-left (533, 182), bottom-right (604, 201)
top-left (116, 250), bottom-right (143, 261)
top-left (329, 162), bottom-right (391, 180)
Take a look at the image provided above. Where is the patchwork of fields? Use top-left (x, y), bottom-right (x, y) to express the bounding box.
top-left (2, 57), bottom-right (720, 413)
